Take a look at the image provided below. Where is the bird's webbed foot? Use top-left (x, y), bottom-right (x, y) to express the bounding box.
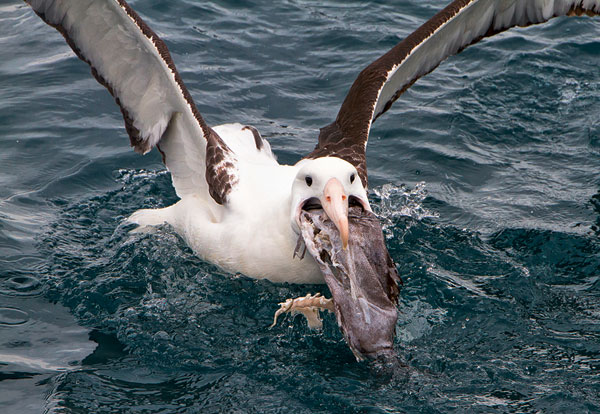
top-left (270, 293), bottom-right (334, 329)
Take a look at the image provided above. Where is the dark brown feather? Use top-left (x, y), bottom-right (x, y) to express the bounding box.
top-left (205, 129), bottom-right (239, 205)
top-left (308, 0), bottom-right (599, 189)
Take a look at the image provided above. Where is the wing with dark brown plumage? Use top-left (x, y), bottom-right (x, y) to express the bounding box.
top-left (308, 0), bottom-right (600, 188)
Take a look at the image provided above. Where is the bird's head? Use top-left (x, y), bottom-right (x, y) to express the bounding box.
top-left (290, 157), bottom-right (400, 361)
top-left (291, 157), bottom-right (370, 245)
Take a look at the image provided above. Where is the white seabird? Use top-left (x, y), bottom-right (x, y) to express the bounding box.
top-left (24, 0), bottom-right (600, 360)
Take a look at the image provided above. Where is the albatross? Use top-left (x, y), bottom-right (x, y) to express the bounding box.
top-left (24, 0), bottom-right (599, 360)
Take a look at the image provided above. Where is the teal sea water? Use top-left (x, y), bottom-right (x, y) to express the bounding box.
top-left (1, 0), bottom-right (600, 412)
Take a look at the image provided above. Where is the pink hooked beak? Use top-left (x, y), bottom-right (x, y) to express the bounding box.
top-left (321, 178), bottom-right (349, 249)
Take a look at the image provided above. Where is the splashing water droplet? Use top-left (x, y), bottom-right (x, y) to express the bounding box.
top-left (371, 182), bottom-right (438, 239)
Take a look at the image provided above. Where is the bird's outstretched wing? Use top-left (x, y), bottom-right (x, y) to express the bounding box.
top-left (26, 0), bottom-right (238, 204)
top-left (308, 0), bottom-right (600, 188)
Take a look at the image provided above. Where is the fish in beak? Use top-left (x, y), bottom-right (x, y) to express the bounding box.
top-left (297, 205), bottom-right (401, 360)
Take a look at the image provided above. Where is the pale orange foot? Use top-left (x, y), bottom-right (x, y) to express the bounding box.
top-left (270, 293), bottom-right (334, 329)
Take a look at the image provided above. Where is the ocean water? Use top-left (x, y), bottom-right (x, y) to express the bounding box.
top-left (1, 0), bottom-right (599, 412)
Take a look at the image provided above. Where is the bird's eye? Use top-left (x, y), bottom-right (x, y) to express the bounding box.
top-left (305, 176), bottom-right (313, 187)
top-left (350, 173), bottom-right (355, 184)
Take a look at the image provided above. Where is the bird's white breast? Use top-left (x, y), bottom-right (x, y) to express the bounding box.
top-left (162, 125), bottom-right (324, 284)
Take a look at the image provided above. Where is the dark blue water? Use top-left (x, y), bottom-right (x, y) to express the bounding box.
top-left (1, 0), bottom-right (599, 412)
